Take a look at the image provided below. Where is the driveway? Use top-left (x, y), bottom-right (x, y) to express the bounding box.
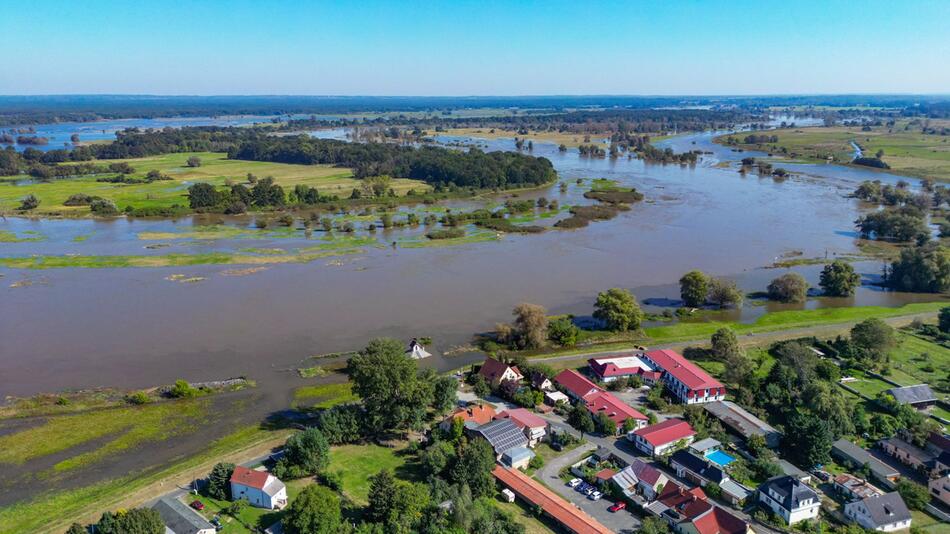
top-left (534, 442), bottom-right (641, 533)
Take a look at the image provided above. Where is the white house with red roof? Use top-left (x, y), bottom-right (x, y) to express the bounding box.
top-left (230, 466), bottom-right (288, 510)
top-left (588, 355), bottom-right (654, 383)
top-left (584, 391), bottom-right (647, 432)
top-left (642, 349), bottom-right (726, 404)
top-left (629, 418), bottom-right (696, 457)
top-left (553, 369), bottom-right (603, 401)
top-left (495, 408), bottom-right (548, 446)
top-left (478, 357), bottom-right (524, 387)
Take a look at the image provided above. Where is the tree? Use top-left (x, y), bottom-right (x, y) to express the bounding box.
top-left (710, 327), bottom-right (740, 360)
top-left (593, 288), bottom-right (643, 331)
top-left (94, 508), bottom-right (164, 534)
top-left (820, 261), bottom-right (860, 296)
top-left (850, 318), bottom-right (896, 351)
top-left (285, 484), bottom-right (342, 534)
top-left (18, 194), bottom-right (39, 210)
top-left (723, 349), bottom-right (755, 387)
top-left (207, 462), bottom-right (235, 500)
top-left (274, 427), bottom-right (330, 479)
top-left (783, 413), bottom-right (833, 468)
top-left (707, 278), bottom-right (743, 308)
top-left (679, 270), bottom-right (709, 307)
top-left (594, 412), bottom-right (617, 435)
top-left (186, 156), bottom-right (202, 167)
top-left (887, 243), bottom-right (950, 293)
top-left (767, 273), bottom-right (809, 303)
top-left (640, 516), bottom-right (671, 534)
top-left (512, 303), bottom-right (548, 349)
top-left (432, 375), bottom-right (458, 415)
top-left (896, 479), bottom-right (930, 511)
top-left (349, 338), bottom-right (434, 434)
top-left (472, 374), bottom-right (491, 398)
top-left (568, 404), bottom-right (595, 434)
top-left (450, 438), bottom-right (496, 497)
top-left (65, 524), bottom-right (86, 534)
top-left (548, 317), bottom-right (579, 347)
top-left (187, 182), bottom-right (220, 208)
top-left (940, 306), bottom-right (950, 333)
top-left (316, 403), bottom-right (364, 444)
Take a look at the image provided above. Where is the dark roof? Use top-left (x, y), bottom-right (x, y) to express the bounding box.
top-left (670, 450), bottom-right (726, 484)
top-left (859, 492), bottom-right (912, 527)
top-left (888, 384), bottom-right (937, 405)
top-left (472, 419), bottom-right (528, 455)
top-left (478, 357), bottom-right (521, 382)
top-left (832, 439), bottom-right (899, 480)
top-left (152, 496), bottom-right (214, 534)
top-left (759, 475), bottom-right (818, 511)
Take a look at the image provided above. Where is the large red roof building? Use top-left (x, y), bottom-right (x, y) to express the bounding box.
top-left (584, 391), bottom-right (647, 431)
top-left (642, 349), bottom-right (725, 404)
top-left (630, 418), bottom-right (697, 456)
top-left (553, 369), bottom-right (603, 401)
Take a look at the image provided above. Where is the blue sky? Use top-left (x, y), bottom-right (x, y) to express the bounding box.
top-left (2, 0), bottom-right (948, 95)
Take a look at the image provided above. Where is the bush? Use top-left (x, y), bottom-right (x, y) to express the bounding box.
top-left (125, 391), bottom-right (150, 405)
top-left (90, 198), bottom-right (119, 215)
top-left (426, 227), bottom-right (465, 240)
top-left (528, 455), bottom-right (544, 470)
top-left (18, 194), bottom-right (39, 210)
top-left (186, 156), bottom-right (202, 167)
top-left (167, 379), bottom-right (199, 398)
top-left (767, 272), bottom-right (808, 303)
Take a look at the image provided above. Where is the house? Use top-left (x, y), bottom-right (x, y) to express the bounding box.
top-left (612, 459), bottom-right (669, 500)
top-left (833, 439), bottom-right (900, 485)
top-left (588, 355), bottom-right (654, 382)
top-left (689, 438), bottom-right (722, 456)
top-left (554, 369), bottom-right (603, 401)
top-left (629, 419), bottom-right (696, 457)
top-left (929, 473), bottom-right (950, 506)
top-left (843, 492), bottom-right (912, 532)
top-left (440, 403), bottom-right (496, 431)
top-left (641, 349), bottom-right (726, 404)
top-left (406, 338), bottom-right (431, 359)
top-left (594, 468), bottom-right (617, 487)
top-left (647, 481), bottom-right (749, 534)
top-left (152, 496), bottom-right (216, 534)
top-left (230, 466), bottom-right (288, 510)
top-left (704, 400), bottom-right (781, 448)
top-left (879, 436), bottom-right (941, 477)
top-left (478, 357), bottom-right (523, 387)
top-left (469, 419), bottom-right (529, 457)
top-left (834, 473), bottom-right (883, 500)
top-left (886, 384), bottom-right (937, 409)
top-left (583, 391), bottom-right (647, 432)
top-left (501, 446), bottom-right (536, 470)
top-left (757, 475), bottom-right (820, 525)
top-left (495, 408), bottom-right (548, 446)
top-left (544, 390), bottom-right (570, 406)
top-left (531, 372), bottom-right (554, 391)
top-left (671, 450), bottom-right (727, 486)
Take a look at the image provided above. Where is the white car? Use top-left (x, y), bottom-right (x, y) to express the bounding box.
top-left (567, 478), bottom-right (582, 488)
top-left (589, 491), bottom-right (603, 501)
top-left (583, 486), bottom-right (596, 496)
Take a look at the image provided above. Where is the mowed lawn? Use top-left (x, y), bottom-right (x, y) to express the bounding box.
top-left (328, 444), bottom-right (414, 504)
top-left (0, 152), bottom-right (428, 215)
top-left (889, 332), bottom-right (950, 386)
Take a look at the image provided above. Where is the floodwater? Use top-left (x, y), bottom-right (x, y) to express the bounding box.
top-left (0, 117), bottom-right (946, 504)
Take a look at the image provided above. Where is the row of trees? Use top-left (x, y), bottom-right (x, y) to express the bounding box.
top-left (678, 270), bottom-right (743, 308)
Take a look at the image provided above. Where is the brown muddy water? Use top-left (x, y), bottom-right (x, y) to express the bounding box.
top-left (0, 128), bottom-right (943, 505)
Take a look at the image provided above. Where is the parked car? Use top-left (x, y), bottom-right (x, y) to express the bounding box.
top-left (589, 491), bottom-right (603, 501)
top-left (551, 441), bottom-right (563, 451)
top-left (608, 501), bottom-right (627, 512)
top-left (584, 486), bottom-right (596, 496)
top-left (567, 478), bottom-right (582, 488)
top-left (812, 470), bottom-right (831, 482)
top-left (190, 500), bottom-right (205, 511)
top-left (576, 482), bottom-right (590, 493)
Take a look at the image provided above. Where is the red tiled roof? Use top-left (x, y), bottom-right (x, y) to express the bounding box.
top-left (554, 369), bottom-right (603, 400)
top-left (595, 468), bottom-right (617, 481)
top-left (479, 357), bottom-right (522, 382)
top-left (692, 505), bottom-right (749, 534)
top-left (230, 465), bottom-right (270, 490)
top-left (447, 404), bottom-right (497, 426)
top-left (496, 408), bottom-right (548, 430)
top-left (658, 480), bottom-right (709, 516)
top-left (645, 349), bottom-right (723, 390)
top-left (633, 418), bottom-right (696, 447)
top-left (588, 355), bottom-right (652, 378)
top-left (584, 391), bottom-right (647, 425)
top-left (492, 466), bottom-right (613, 534)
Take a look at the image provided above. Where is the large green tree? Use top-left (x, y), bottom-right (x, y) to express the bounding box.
top-left (707, 278), bottom-right (743, 308)
top-left (206, 462), bottom-right (235, 500)
top-left (819, 260), bottom-right (861, 296)
top-left (284, 484), bottom-right (343, 534)
top-left (939, 306), bottom-right (950, 333)
top-left (850, 318), bottom-right (896, 351)
top-left (349, 338), bottom-right (434, 434)
top-left (274, 427), bottom-right (330, 479)
top-left (449, 438), bottom-right (497, 498)
top-left (767, 272), bottom-right (809, 303)
top-left (887, 243), bottom-right (950, 293)
top-left (679, 270), bottom-right (709, 307)
top-left (710, 327), bottom-right (740, 360)
top-left (593, 288), bottom-right (643, 331)
top-left (94, 509), bottom-right (164, 534)
top-left (783, 412), bottom-right (833, 468)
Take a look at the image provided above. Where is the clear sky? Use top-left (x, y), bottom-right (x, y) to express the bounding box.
top-left (2, 0), bottom-right (948, 96)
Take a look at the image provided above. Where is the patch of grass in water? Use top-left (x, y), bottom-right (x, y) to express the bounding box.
top-left (0, 230), bottom-right (44, 243)
top-left (0, 248), bottom-right (364, 269)
top-left (398, 228), bottom-right (500, 248)
top-left (293, 382), bottom-right (357, 409)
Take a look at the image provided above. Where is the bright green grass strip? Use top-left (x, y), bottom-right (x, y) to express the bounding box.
top-left (0, 425), bottom-right (286, 534)
top-left (644, 302), bottom-right (948, 343)
top-left (0, 399), bottom-right (208, 467)
top-left (0, 230), bottom-right (44, 243)
top-left (398, 229), bottom-right (500, 248)
top-left (0, 249), bottom-right (363, 269)
top-left (72, 233), bottom-right (93, 242)
top-left (888, 332), bottom-right (950, 385)
top-left (328, 444), bottom-right (410, 504)
top-left (292, 382), bottom-right (357, 409)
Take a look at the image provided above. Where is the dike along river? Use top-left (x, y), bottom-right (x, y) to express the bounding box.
top-left (0, 124), bottom-right (943, 404)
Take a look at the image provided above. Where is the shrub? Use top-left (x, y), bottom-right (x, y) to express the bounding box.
top-left (125, 391), bottom-right (150, 405)
top-left (186, 156), bottom-right (202, 167)
top-left (167, 379), bottom-right (199, 398)
top-left (767, 272), bottom-right (808, 303)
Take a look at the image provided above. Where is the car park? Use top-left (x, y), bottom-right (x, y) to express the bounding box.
top-left (567, 478), bottom-right (582, 488)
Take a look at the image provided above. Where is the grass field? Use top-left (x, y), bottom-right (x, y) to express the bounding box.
top-left (0, 152), bottom-right (427, 215)
top-left (714, 121), bottom-right (950, 181)
top-left (889, 332), bottom-right (950, 386)
top-left (327, 444), bottom-right (413, 504)
top-left (0, 425), bottom-right (291, 534)
top-left (0, 399), bottom-right (208, 473)
top-left (436, 127), bottom-right (672, 148)
top-left (292, 382), bottom-right (358, 409)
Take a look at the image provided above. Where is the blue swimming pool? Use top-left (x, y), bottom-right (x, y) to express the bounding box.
top-left (705, 449), bottom-right (736, 467)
